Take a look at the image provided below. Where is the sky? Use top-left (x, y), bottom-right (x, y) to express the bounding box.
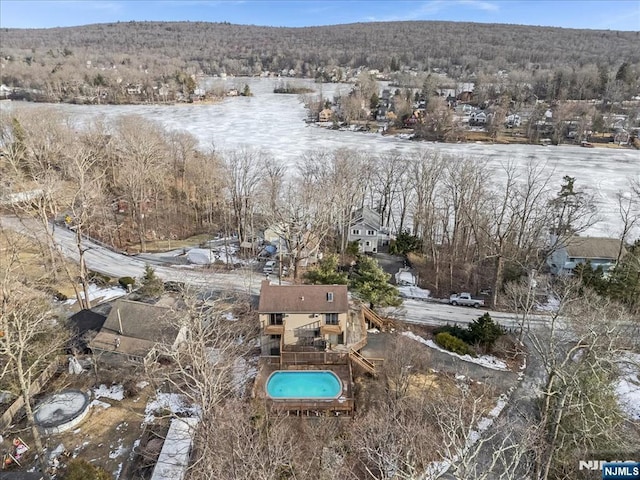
top-left (0, 0), bottom-right (639, 31)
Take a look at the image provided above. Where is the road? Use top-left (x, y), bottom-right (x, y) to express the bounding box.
top-left (3, 214), bottom-right (555, 333)
top-left (1, 215), bottom-right (264, 294)
top-left (384, 298), bottom-right (551, 330)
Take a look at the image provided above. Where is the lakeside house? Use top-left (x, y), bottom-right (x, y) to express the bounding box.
top-left (347, 206), bottom-right (390, 254)
top-left (547, 236), bottom-right (625, 275)
top-left (256, 280), bottom-right (385, 414)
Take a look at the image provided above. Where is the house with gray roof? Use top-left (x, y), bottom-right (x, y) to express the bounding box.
top-left (347, 206), bottom-right (389, 254)
top-left (547, 236), bottom-right (625, 275)
top-left (89, 298), bottom-right (185, 364)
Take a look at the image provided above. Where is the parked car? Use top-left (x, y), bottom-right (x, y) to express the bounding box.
top-left (263, 260), bottom-right (276, 274)
top-left (449, 292), bottom-right (484, 308)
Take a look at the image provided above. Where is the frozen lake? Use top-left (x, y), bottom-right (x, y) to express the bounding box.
top-left (2, 77), bottom-right (639, 238)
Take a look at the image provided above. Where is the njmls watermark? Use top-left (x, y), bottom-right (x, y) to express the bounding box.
top-left (579, 460), bottom-right (640, 480)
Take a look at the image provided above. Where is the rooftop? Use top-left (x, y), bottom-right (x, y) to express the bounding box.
top-left (258, 281), bottom-right (348, 313)
top-left (565, 236), bottom-right (623, 260)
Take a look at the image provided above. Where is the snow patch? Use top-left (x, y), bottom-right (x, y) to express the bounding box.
top-left (90, 399), bottom-right (111, 409)
top-left (93, 384), bottom-right (124, 401)
top-left (614, 352), bottom-right (640, 420)
top-left (186, 247), bottom-right (246, 266)
top-left (144, 392), bottom-right (200, 424)
top-left (64, 284), bottom-right (125, 306)
top-left (232, 357), bottom-right (258, 396)
top-left (398, 285), bottom-right (431, 300)
top-left (109, 441), bottom-right (127, 459)
top-left (402, 331), bottom-right (509, 371)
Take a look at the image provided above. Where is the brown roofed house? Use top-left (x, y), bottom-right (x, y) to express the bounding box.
top-left (89, 298), bottom-right (185, 364)
top-left (258, 280), bottom-right (355, 356)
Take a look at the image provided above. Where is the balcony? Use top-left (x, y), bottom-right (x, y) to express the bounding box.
top-left (264, 323), bottom-right (284, 335)
top-left (320, 323), bottom-right (343, 335)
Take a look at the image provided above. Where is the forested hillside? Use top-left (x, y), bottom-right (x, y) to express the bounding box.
top-left (1, 21), bottom-right (638, 90)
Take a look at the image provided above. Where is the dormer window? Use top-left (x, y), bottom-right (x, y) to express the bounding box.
top-left (327, 292), bottom-right (334, 302)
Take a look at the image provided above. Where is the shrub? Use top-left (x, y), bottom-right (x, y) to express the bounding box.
top-left (435, 332), bottom-right (474, 356)
top-left (88, 271), bottom-right (111, 287)
top-left (54, 291), bottom-right (68, 302)
top-left (433, 325), bottom-right (473, 344)
top-left (63, 458), bottom-right (112, 480)
top-left (468, 313), bottom-right (505, 351)
top-left (118, 276), bottom-right (135, 289)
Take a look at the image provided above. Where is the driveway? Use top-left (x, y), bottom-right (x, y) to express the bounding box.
top-left (374, 252), bottom-right (406, 284)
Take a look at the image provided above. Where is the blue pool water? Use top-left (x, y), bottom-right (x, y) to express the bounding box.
top-left (266, 370), bottom-right (342, 400)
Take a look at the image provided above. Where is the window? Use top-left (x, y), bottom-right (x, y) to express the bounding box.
top-left (352, 229), bottom-right (361, 235)
top-left (365, 241), bottom-right (371, 247)
top-left (327, 292), bottom-right (334, 302)
top-left (367, 230), bottom-right (375, 236)
top-left (269, 313), bottom-right (284, 325)
top-left (325, 313), bottom-right (339, 325)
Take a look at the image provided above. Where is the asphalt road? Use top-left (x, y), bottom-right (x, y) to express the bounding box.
top-left (384, 298), bottom-right (551, 330)
top-left (1, 215), bottom-right (263, 294)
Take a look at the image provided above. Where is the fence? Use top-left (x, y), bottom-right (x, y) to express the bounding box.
top-left (280, 350), bottom-right (348, 366)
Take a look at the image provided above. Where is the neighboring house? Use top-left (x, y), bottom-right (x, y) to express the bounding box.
top-left (347, 206), bottom-right (389, 254)
top-left (263, 224), bottom-right (321, 268)
top-left (547, 236), bottom-right (625, 275)
top-left (469, 110), bottom-right (488, 126)
top-left (318, 108), bottom-right (333, 122)
top-left (67, 304), bottom-right (110, 354)
top-left (89, 298), bottom-right (185, 364)
top-left (505, 114), bottom-right (521, 128)
top-left (258, 281), bottom-right (352, 356)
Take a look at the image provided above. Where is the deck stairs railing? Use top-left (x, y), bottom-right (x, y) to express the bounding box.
top-left (349, 348), bottom-right (376, 375)
top-left (361, 305), bottom-right (386, 330)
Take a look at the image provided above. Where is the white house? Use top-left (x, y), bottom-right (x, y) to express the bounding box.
top-left (469, 110), bottom-right (488, 126)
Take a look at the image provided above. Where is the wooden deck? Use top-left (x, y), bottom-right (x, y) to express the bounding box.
top-left (254, 360), bottom-right (355, 415)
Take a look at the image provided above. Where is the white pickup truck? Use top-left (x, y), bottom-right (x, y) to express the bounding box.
top-left (449, 292), bottom-right (484, 308)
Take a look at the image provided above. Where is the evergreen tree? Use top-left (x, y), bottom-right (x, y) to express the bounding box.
top-left (349, 255), bottom-right (401, 308)
top-left (468, 312), bottom-right (505, 352)
top-left (304, 254), bottom-right (348, 285)
top-left (138, 264), bottom-right (164, 299)
top-left (389, 230), bottom-right (421, 255)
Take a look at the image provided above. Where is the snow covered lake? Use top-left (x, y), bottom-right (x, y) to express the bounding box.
top-left (2, 77), bottom-right (639, 237)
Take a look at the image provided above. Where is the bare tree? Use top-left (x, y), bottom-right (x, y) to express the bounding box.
top-left (528, 280), bottom-right (636, 479)
top-left (111, 116), bottom-right (169, 251)
top-left (222, 148), bottom-right (264, 247)
top-left (0, 234), bottom-right (68, 480)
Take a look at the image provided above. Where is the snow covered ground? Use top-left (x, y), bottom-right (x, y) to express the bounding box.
top-left (144, 392), bottom-right (201, 423)
top-left (93, 384), bottom-right (125, 401)
top-left (398, 285), bottom-right (431, 300)
top-left (3, 77), bottom-right (638, 239)
top-left (615, 352), bottom-right (640, 421)
top-left (64, 284), bottom-right (126, 306)
top-left (402, 331), bottom-right (510, 371)
top-left (186, 247), bottom-right (246, 266)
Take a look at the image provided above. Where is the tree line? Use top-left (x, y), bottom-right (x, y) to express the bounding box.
top-left (2, 107), bottom-right (639, 308)
top-left (1, 21), bottom-right (638, 104)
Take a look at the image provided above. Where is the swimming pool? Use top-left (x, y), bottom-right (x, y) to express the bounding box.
top-left (266, 370), bottom-right (342, 400)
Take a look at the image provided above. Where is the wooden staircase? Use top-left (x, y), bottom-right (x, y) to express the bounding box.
top-left (362, 305), bottom-right (387, 331)
top-left (349, 348), bottom-right (376, 375)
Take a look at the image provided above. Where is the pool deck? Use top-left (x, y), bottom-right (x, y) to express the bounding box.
top-left (254, 360), bottom-right (355, 415)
